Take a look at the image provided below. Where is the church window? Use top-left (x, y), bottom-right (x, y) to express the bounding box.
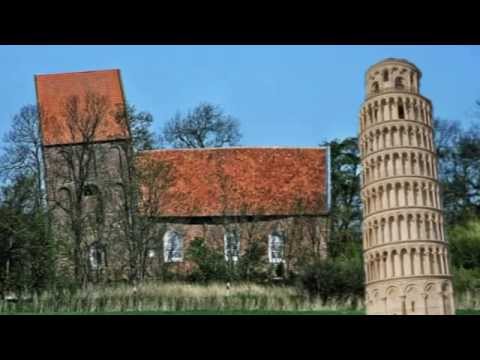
top-left (163, 231), bottom-right (183, 262)
top-left (224, 230), bottom-right (240, 262)
top-left (268, 232), bottom-right (285, 264)
top-left (89, 242), bottom-right (106, 270)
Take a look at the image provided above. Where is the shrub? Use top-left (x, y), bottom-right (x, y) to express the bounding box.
top-left (297, 257), bottom-right (364, 305)
top-left (236, 241), bottom-right (268, 282)
top-left (452, 266), bottom-right (480, 294)
top-left (187, 237), bottom-right (272, 284)
top-left (186, 238), bottom-right (229, 283)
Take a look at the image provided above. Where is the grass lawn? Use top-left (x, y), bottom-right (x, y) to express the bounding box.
top-left (5, 309), bottom-right (364, 315)
top-left (456, 309), bottom-right (480, 315)
top-left (4, 309), bottom-right (480, 315)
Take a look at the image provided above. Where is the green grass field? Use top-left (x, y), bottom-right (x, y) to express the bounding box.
top-left (3, 309), bottom-right (480, 315)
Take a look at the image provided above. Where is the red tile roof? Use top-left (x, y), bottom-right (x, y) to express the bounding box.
top-left (136, 147), bottom-right (329, 217)
top-left (35, 69), bottom-right (130, 146)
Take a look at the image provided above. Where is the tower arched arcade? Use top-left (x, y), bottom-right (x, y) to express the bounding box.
top-left (360, 59), bottom-right (455, 315)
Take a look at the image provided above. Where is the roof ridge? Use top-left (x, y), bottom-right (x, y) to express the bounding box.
top-left (139, 146), bottom-right (328, 153)
top-left (35, 69), bottom-right (120, 77)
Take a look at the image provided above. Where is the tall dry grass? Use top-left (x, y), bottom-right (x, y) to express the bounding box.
top-left (0, 282), bottom-right (363, 314)
top-left (2, 282), bottom-right (476, 313)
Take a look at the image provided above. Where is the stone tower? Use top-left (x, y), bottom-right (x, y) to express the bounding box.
top-left (36, 70), bottom-right (133, 282)
top-left (359, 58), bottom-right (455, 315)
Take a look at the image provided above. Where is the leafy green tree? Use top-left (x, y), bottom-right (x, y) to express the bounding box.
top-left (0, 174), bottom-right (54, 296)
top-left (320, 137), bottom-right (362, 258)
top-left (448, 220), bottom-right (480, 270)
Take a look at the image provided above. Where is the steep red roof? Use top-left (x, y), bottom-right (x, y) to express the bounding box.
top-left (136, 147), bottom-right (330, 217)
top-left (35, 69), bottom-right (130, 146)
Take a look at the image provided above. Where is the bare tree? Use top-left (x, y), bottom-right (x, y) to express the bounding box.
top-left (0, 105), bottom-right (54, 296)
top-left (161, 102), bottom-right (241, 148)
top-left (121, 153), bottom-right (174, 282)
top-left (40, 92), bottom-right (172, 286)
top-left (46, 92), bottom-right (112, 286)
top-left (0, 105), bottom-right (45, 210)
top-left (434, 116), bottom-right (480, 224)
top-left (123, 103), bottom-right (157, 152)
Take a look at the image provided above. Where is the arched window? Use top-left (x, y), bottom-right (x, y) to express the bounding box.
top-left (371, 81), bottom-right (379, 94)
top-left (83, 184), bottom-right (99, 197)
top-left (89, 242), bottom-right (106, 270)
top-left (163, 231), bottom-right (183, 262)
top-left (85, 149), bottom-right (97, 179)
top-left (112, 183), bottom-right (125, 210)
top-left (383, 69), bottom-right (389, 82)
top-left (268, 232), bottom-right (285, 264)
top-left (82, 184), bottom-right (104, 225)
top-left (94, 198), bottom-right (105, 225)
top-left (113, 146), bottom-right (124, 175)
top-left (395, 77), bottom-right (404, 89)
top-left (57, 187), bottom-right (71, 211)
top-left (224, 229), bottom-right (240, 262)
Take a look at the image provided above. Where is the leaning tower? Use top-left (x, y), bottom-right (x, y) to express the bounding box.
top-left (359, 58), bottom-right (455, 315)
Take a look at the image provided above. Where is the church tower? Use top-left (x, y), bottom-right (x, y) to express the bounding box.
top-left (36, 69), bottom-right (133, 283)
top-left (359, 59), bottom-right (455, 315)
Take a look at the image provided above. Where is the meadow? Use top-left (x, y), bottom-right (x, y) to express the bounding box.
top-left (0, 282), bottom-right (362, 314)
top-left (1, 282), bottom-right (479, 315)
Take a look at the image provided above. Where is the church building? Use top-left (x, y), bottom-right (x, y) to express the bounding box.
top-left (35, 69), bottom-right (331, 281)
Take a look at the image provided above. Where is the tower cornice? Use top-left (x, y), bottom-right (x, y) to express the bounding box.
top-left (366, 58), bottom-right (422, 79)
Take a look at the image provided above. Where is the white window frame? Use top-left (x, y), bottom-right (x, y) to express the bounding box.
top-left (89, 243), bottom-right (104, 270)
top-left (163, 230), bottom-right (183, 263)
top-left (224, 230), bottom-right (240, 262)
top-left (268, 232), bottom-right (285, 264)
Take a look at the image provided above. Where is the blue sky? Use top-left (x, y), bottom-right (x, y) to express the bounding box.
top-left (0, 45), bottom-right (479, 147)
